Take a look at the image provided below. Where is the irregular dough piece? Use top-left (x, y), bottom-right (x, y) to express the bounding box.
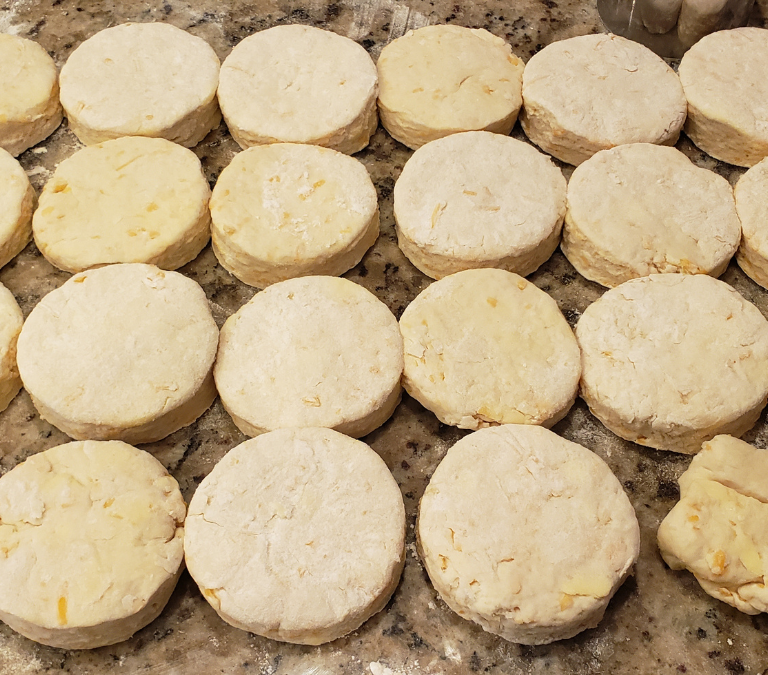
top-left (677, 0), bottom-right (749, 48)
top-left (399, 268), bottom-right (581, 429)
top-left (641, 0), bottom-right (683, 34)
top-left (218, 25), bottom-right (378, 154)
top-left (214, 276), bottom-right (403, 438)
top-left (736, 158), bottom-right (768, 287)
top-left (678, 27), bottom-right (768, 167)
top-left (0, 440), bottom-right (186, 649)
top-left (0, 34), bottom-right (63, 156)
top-left (0, 148), bottom-right (34, 270)
top-left (185, 427), bottom-right (406, 644)
top-left (576, 274), bottom-right (768, 454)
top-left (394, 131), bottom-right (566, 279)
top-left (16, 263), bottom-right (218, 444)
top-left (33, 136), bottom-right (211, 273)
top-left (210, 143), bottom-right (378, 287)
top-left (563, 143), bottom-right (741, 287)
top-left (418, 425), bottom-right (640, 645)
top-left (0, 283), bottom-right (23, 412)
top-left (658, 434), bottom-right (768, 614)
top-left (376, 25), bottom-right (524, 150)
top-left (520, 34), bottom-right (687, 166)
top-left (59, 22), bottom-right (221, 147)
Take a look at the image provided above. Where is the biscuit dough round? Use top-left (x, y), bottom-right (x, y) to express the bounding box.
top-left (16, 263), bottom-right (218, 444)
top-left (218, 25), bottom-right (378, 154)
top-left (0, 283), bottom-right (23, 412)
top-left (399, 268), bottom-right (581, 429)
top-left (0, 34), bottom-right (63, 156)
top-left (678, 28), bottom-right (768, 167)
top-left (0, 148), bottom-right (34, 270)
top-left (214, 276), bottom-right (403, 438)
top-left (520, 34), bottom-right (687, 166)
top-left (59, 22), bottom-right (221, 147)
top-left (735, 158), bottom-right (768, 288)
top-left (376, 25), bottom-right (524, 150)
top-left (418, 424), bottom-right (640, 645)
top-left (563, 143), bottom-right (741, 287)
top-left (184, 427), bottom-right (406, 644)
top-left (210, 143), bottom-right (378, 288)
top-left (0, 440), bottom-right (186, 649)
top-left (33, 136), bottom-right (211, 273)
top-left (576, 274), bottom-right (768, 454)
top-left (394, 131), bottom-right (566, 279)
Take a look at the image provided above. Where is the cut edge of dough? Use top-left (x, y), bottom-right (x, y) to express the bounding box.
top-left (684, 104), bottom-right (768, 168)
top-left (0, 80), bottom-right (63, 157)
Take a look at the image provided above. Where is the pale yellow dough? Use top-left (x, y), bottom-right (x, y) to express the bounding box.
top-left (33, 136), bottom-right (211, 273)
top-left (210, 143), bottom-right (378, 288)
top-left (658, 435), bottom-right (768, 614)
top-left (0, 147), bottom-right (34, 270)
top-left (184, 427), bottom-right (406, 644)
top-left (0, 440), bottom-right (186, 649)
top-left (735, 157), bottom-right (768, 287)
top-left (376, 25), bottom-right (524, 150)
top-left (0, 283), bottom-right (23, 412)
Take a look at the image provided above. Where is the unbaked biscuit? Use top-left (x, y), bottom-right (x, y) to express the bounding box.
top-left (184, 427), bottom-right (406, 644)
top-left (394, 131), bottom-right (566, 279)
top-left (0, 283), bottom-right (23, 413)
top-left (576, 274), bottom-right (768, 454)
top-left (376, 25), bottom-right (524, 150)
top-left (736, 158), bottom-right (768, 287)
top-left (0, 147), bottom-right (34, 270)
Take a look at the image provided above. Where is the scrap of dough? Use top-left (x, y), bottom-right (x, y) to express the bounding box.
top-left (0, 147), bottom-right (34, 270)
top-left (0, 440), bottom-right (186, 649)
top-left (576, 274), bottom-right (768, 453)
top-left (59, 22), bottom-right (221, 147)
top-left (677, 0), bottom-right (732, 47)
top-left (394, 131), bottom-right (566, 279)
top-left (16, 263), bottom-right (218, 444)
top-left (184, 427), bottom-right (406, 644)
top-left (520, 33), bottom-right (687, 166)
top-left (33, 136), bottom-right (211, 273)
top-left (418, 424), bottom-right (640, 645)
top-left (658, 434), bottom-right (768, 614)
top-left (735, 157), bottom-right (768, 288)
top-left (399, 268), bottom-right (581, 429)
top-left (641, 0), bottom-right (683, 34)
top-left (0, 282), bottom-right (23, 412)
top-left (376, 25), bottom-right (524, 150)
top-left (218, 25), bottom-right (378, 154)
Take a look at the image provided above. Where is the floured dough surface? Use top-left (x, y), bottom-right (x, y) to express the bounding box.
top-left (0, 33), bottom-right (62, 156)
top-left (735, 158), bottom-right (768, 287)
top-left (678, 27), bottom-right (768, 167)
top-left (210, 143), bottom-right (378, 288)
top-left (33, 136), bottom-right (211, 273)
top-left (0, 148), bottom-right (34, 270)
top-left (184, 427), bottom-right (406, 644)
top-left (520, 34), bottom-right (687, 166)
top-left (394, 131), bottom-right (566, 279)
top-left (418, 425), bottom-right (640, 645)
top-left (576, 274), bottom-right (768, 454)
top-left (658, 434), bottom-right (768, 614)
top-left (16, 263), bottom-right (218, 444)
top-left (59, 22), bottom-right (221, 147)
top-left (214, 276), bottom-right (403, 438)
top-left (0, 440), bottom-right (186, 649)
top-left (0, 282), bottom-right (23, 412)
top-left (218, 25), bottom-right (377, 154)
top-left (376, 25), bottom-right (524, 150)
top-left (564, 143), bottom-right (741, 287)
top-left (399, 268), bottom-right (580, 429)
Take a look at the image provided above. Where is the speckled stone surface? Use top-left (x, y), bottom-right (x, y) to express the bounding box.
top-left (2, 0), bottom-right (768, 673)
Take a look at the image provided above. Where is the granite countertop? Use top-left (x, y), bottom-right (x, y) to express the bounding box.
top-left (2, 0), bottom-right (768, 673)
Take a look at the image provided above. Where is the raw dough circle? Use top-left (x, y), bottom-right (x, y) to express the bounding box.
top-left (214, 276), bottom-right (403, 437)
top-left (16, 263), bottom-right (218, 444)
top-left (399, 268), bottom-right (581, 429)
top-left (563, 143), bottom-right (741, 287)
top-left (576, 274), bottom-right (768, 454)
top-left (59, 22), bottom-right (221, 147)
top-left (218, 25), bottom-right (378, 154)
top-left (0, 147), bottom-right (34, 269)
top-left (0, 440), bottom-right (186, 649)
top-left (0, 33), bottom-right (63, 156)
top-left (33, 136), bottom-right (211, 273)
top-left (736, 157), bottom-right (768, 287)
top-left (210, 143), bottom-right (378, 288)
top-left (394, 131), bottom-right (566, 279)
top-left (0, 282), bottom-right (23, 412)
top-left (376, 25), bottom-right (524, 150)
top-left (678, 27), bottom-right (768, 168)
top-left (184, 427), bottom-right (406, 645)
top-left (418, 424), bottom-right (640, 645)
top-left (520, 33), bottom-right (687, 166)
